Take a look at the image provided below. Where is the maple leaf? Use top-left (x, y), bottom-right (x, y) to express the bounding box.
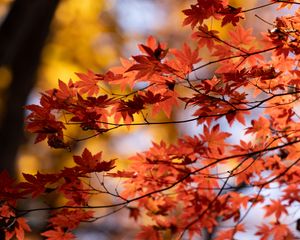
top-left (18, 172), bottom-right (59, 198)
top-left (225, 109), bottom-right (248, 126)
top-left (48, 209), bottom-right (93, 230)
top-left (170, 43), bottom-right (201, 73)
top-left (136, 225), bottom-right (162, 240)
top-left (182, 4), bottom-right (204, 28)
top-left (192, 24), bottom-right (219, 50)
top-left (212, 44), bottom-right (233, 58)
top-left (245, 117), bottom-right (271, 139)
top-left (138, 36), bottom-right (168, 61)
top-left (241, 47), bottom-right (265, 67)
top-left (75, 70), bottom-right (101, 96)
top-left (47, 134), bottom-right (70, 150)
top-left (0, 170), bottom-right (20, 201)
top-left (221, 5), bottom-right (244, 26)
top-left (200, 124), bottom-right (231, 154)
top-left (25, 104), bottom-right (65, 144)
top-left (255, 224), bottom-right (271, 240)
top-left (109, 58), bottom-right (138, 90)
top-left (18, 173), bottom-right (46, 198)
top-left (0, 204), bottom-right (15, 222)
top-left (59, 177), bottom-right (90, 206)
top-left (215, 59), bottom-right (237, 73)
top-left (227, 192), bottom-right (249, 209)
top-left (234, 158), bottom-right (265, 185)
top-left (128, 207), bottom-right (140, 221)
top-left (73, 148), bottom-right (115, 173)
top-left (126, 55), bottom-right (165, 80)
top-left (4, 217), bottom-right (31, 240)
top-left (139, 90), bottom-right (171, 105)
top-left (229, 25), bottom-right (255, 46)
top-left (282, 184), bottom-right (300, 204)
top-left (53, 79), bottom-right (76, 100)
top-left (151, 88), bottom-right (178, 118)
top-left (41, 227), bottom-right (75, 240)
top-left (5, 231), bottom-right (15, 240)
top-left (264, 200), bottom-right (288, 220)
top-left (182, 1), bottom-right (225, 28)
top-left (68, 93), bottom-right (114, 131)
top-left (15, 218), bottom-right (31, 240)
top-left (272, 223), bottom-right (294, 240)
top-left (214, 224), bottom-right (244, 240)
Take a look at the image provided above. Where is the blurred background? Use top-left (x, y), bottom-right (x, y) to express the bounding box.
top-left (0, 0), bottom-right (293, 239)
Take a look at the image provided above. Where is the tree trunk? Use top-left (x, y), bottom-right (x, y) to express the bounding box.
top-left (0, 0), bottom-right (59, 178)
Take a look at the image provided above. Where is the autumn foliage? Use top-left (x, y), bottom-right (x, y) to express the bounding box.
top-left (1, 0), bottom-right (300, 239)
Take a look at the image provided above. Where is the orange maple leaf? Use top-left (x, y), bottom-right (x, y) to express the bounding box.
top-left (75, 70), bottom-right (101, 96)
top-left (264, 200), bottom-right (288, 220)
top-left (200, 124), bottom-right (231, 154)
top-left (41, 227), bottom-right (75, 240)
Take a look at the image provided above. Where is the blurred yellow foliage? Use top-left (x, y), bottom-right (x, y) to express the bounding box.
top-left (0, 66), bottom-right (11, 89)
top-left (38, 0), bottom-right (117, 89)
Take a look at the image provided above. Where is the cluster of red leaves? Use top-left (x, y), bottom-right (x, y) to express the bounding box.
top-left (1, 0), bottom-right (300, 239)
top-left (0, 149), bottom-right (114, 239)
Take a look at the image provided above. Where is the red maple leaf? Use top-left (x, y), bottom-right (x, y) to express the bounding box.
top-left (52, 79), bottom-right (76, 100)
top-left (75, 70), bottom-right (101, 96)
top-left (138, 36), bottom-right (168, 61)
top-left (128, 207), bottom-right (140, 221)
top-left (5, 217), bottom-right (31, 240)
top-left (73, 148), bottom-right (115, 173)
top-left (274, 224), bottom-right (293, 239)
top-left (18, 172), bottom-right (58, 198)
top-left (192, 24), bottom-right (219, 50)
top-left (228, 25), bottom-right (255, 46)
top-left (171, 43), bottom-right (201, 73)
top-left (200, 124), bottom-right (231, 154)
top-left (41, 227), bottom-right (75, 240)
top-left (264, 200), bottom-right (288, 220)
top-left (245, 117), bottom-right (271, 139)
top-left (215, 224), bottom-right (244, 240)
top-left (136, 225), bottom-right (161, 240)
top-left (221, 5), bottom-right (244, 26)
top-left (25, 104), bottom-right (65, 144)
